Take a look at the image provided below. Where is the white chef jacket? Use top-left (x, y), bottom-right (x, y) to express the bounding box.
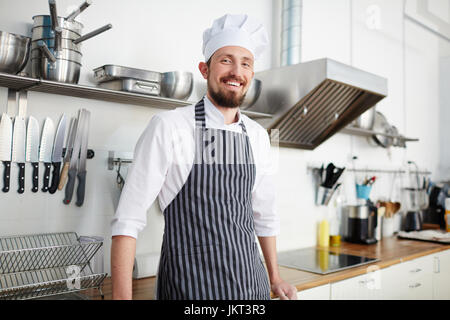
top-left (111, 96), bottom-right (280, 239)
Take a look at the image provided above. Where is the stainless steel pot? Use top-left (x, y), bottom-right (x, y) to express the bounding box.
top-left (32, 15), bottom-right (83, 33)
top-left (160, 71), bottom-right (193, 100)
top-left (371, 111), bottom-right (394, 148)
top-left (352, 107), bottom-right (376, 129)
top-left (31, 58), bottom-right (81, 83)
top-left (241, 78), bottom-right (262, 109)
top-left (32, 26), bottom-right (81, 40)
top-left (31, 47), bottom-right (82, 63)
top-left (31, 38), bottom-right (82, 52)
top-left (0, 31), bottom-right (31, 74)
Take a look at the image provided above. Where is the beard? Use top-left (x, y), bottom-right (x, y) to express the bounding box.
top-left (207, 76), bottom-right (248, 109)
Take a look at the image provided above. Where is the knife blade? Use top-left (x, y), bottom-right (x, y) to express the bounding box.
top-left (12, 115), bottom-right (26, 194)
top-left (76, 109), bottom-right (90, 207)
top-left (64, 110), bottom-right (85, 204)
top-left (0, 113), bottom-right (13, 193)
top-left (39, 117), bottom-right (55, 192)
top-left (48, 114), bottom-right (67, 194)
top-left (58, 117), bottom-right (76, 190)
top-left (26, 116), bottom-right (40, 193)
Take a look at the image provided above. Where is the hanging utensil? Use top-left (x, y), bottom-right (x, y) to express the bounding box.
top-left (66, 0), bottom-right (93, 21)
top-left (72, 23), bottom-right (112, 45)
top-left (48, 114), bottom-right (67, 194)
top-left (39, 118), bottom-right (55, 192)
top-left (26, 116), bottom-right (40, 193)
top-left (58, 116), bottom-right (76, 190)
top-left (0, 113), bottom-right (13, 193)
top-left (76, 109), bottom-right (90, 207)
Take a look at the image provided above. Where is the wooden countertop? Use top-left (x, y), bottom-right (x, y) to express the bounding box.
top-left (84, 237), bottom-right (450, 300)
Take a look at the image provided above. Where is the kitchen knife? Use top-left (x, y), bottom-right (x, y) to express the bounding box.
top-left (39, 117), bottom-right (55, 192)
top-left (64, 110), bottom-right (85, 204)
top-left (76, 109), bottom-right (90, 207)
top-left (12, 115), bottom-right (26, 194)
top-left (26, 116), bottom-right (40, 193)
top-left (0, 114), bottom-right (13, 193)
top-left (58, 117), bottom-right (76, 190)
top-left (48, 114), bottom-right (67, 194)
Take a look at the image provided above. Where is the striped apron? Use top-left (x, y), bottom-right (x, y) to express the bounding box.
top-left (156, 98), bottom-right (271, 300)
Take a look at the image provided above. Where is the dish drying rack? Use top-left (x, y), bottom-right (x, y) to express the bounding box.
top-left (0, 232), bottom-right (107, 300)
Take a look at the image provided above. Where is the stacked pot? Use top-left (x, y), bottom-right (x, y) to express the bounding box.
top-left (31, 0), bottom-right (112, 84)
top-left (31, 14), bottom-right (83, 84)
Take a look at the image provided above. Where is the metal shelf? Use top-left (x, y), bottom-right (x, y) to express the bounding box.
top-left (341, 125), bottom-right (419, 142)
top-left (0, 72), bottom-right (274, 119)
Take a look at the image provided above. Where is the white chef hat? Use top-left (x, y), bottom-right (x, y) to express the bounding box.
top-left (202, 14), bottom-right (269, 62)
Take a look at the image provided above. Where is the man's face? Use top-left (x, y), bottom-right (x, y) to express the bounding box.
top-left (199, 46), bottom-right (255, 108)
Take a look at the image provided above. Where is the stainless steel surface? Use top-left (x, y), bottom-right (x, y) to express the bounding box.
top-left (245, 58), bottom-right (388, 149)
top-left (98, 78), bottom-right (160, 96)
top-left (17, 90), bottom-right (27, 119)
top-left (78, 110), bottom-right (90, 171)
top-left (281, 0), bottom-right (302, 66)
top-left (54, 26), bottom-right (62, 52)
top-left (66, 0), bottom-right (92, 21)
top-left (63, 117), bottom-right (76, 163)
top-left (352, 107), bottom-right (376, 130)
top-left (93, 64), bottom-right (161, 83)
top-left (32, 26), bottom-right (81, 40)
top-left (25, 116), bottom-right (40, 163)
top-left (32, 15), bottom-right (83, 31)
top-left (372, 111), bottom-right (394, 148)
top-left (0, 113), bottom-right (13, 161)
top-left (39, 117), bottom-right (55, 163)
top-left (240, 78), bottom-right (262, 109)
top-left (11, 116), bottom-right (26, 163)
top-left (52, 114), bottom-right (67, 162)
top-left (160, 71), bottom-right (193, 100)
top-left (69, 110), bottom-right (84, 170)
top-left (48, 0), bottom-right (59, 31)
top-left (277, 247), bottom-right (379, 275)
top-left (31, 58), bottom-right (81, 83)
top-left (7, 88), bottom-right (17, 116)
top-left (72, 23), bottom-right (112, 44)
top-left (31, 38), bottom-right (82, 52)
top-left (0, 31), bottom-right (31, 74)
top-left (36, 41), bottom-right (56, 63)
top-left (31, 47), bottom-right (82, 62)
top-left (346, 205), bottom-right (370, 219)
top-left (0, 232), bottom-right (106, 300)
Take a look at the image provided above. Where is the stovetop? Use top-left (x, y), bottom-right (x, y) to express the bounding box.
top-left (277, 247), bottom-right (379, 275)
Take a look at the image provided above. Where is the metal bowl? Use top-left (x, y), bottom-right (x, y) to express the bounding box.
top-left (160, 71), bottom-right (193, 100)
top-left (0, 31), bottom-right (31, 74)
top-left (31, 58), bottom-right (81, 84)
top-left (241, 78), bottom-right (262, 109)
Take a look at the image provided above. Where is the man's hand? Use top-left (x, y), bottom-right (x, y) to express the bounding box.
top-left (271, 278), bottom-right (298, 300)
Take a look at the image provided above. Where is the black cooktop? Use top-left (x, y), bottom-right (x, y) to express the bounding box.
top-left (277, 247), bottom-right (379, 275)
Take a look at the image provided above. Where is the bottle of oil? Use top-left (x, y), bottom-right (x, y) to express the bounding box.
top-left (319, 219), bottom-right (330, 247)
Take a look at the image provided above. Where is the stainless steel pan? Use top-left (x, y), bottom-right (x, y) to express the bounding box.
top-left (31, 47), bottom-right (82, 63)
top-left (32, 15), bottom-right (83, 32)
top-left (371, 111), bottom-right (394, 148)
top-left (0, 31), bottom-right (31, 74)
top-left (32, 26), bottom-right (81, 40)
top-left (31, 58), bottom-right (81, 83)
top-left (31, 38), bottom-right (82, 52)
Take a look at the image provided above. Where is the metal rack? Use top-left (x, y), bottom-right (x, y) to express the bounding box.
top-left (0, 232), bottom-right (106, 300)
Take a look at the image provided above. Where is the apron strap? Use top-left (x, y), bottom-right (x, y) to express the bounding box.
top-left (195, 97), bottom-right (249, 134)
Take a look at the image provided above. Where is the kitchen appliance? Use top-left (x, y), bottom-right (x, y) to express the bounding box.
top-left (244, 58), bottom-right (388, 149)
top-left (344, 204), bottom-right (378, 244)
top-left (277, 247), bottom-right (379, 275)
top-left (423, 183), bottom-right (449, 229)
top-left (404, 211), bottom-right (423, 232)
top-left (0, 31), bottom-right (31, 74)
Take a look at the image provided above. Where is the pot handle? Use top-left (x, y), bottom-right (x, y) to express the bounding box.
top-left (73, 23), bottom-right (112, 44)
top-left (37, 40), bottom-right (57, 63)
top-left (48, 0), bottom-right (59, 31)
top-left (66, 0), bottom-right (93, 21)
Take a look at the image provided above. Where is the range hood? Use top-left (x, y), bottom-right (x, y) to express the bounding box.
top-left (245, 58), bottom-right (388, 150)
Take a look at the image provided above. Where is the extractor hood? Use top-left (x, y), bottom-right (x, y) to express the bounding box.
top-left (245, 58), bottom-right (388, 150)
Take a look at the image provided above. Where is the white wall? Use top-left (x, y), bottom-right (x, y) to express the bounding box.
top-left (0, 0), bottom-right (448, 276)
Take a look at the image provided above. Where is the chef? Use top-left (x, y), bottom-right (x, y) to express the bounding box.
top-left (111, 13), bottom-right (297, 300)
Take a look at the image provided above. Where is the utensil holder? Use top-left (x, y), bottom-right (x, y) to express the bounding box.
top-left (0, 232), bottom-right (106, 300)
top-left (382, 217), bottom-right (395, 238)
top-left (356, 184), bottom-right (372, 200)
top-left (316, 186), bottom-right (335, 206)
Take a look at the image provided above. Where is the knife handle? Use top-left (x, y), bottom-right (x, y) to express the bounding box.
top-left (75, 170), bottom-right (87, 207)
top-left (49, 162), bottom-right (62, 194)
top-left (31, 162), bottom-right (39, 193)
top-left (42, 162), bottom-right (51, 192)
top-left (17, 163), bottom-right (25, 194)
top-left (2, 161), bottom-right (11, 193)
top-left (58, 162), bottom-right (70, 190)
top-left (63, 167), bottom-right (77, 205)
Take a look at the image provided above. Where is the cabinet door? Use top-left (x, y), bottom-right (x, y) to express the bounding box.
top-left (433, 249), bottom-right (450, 300)
top-left (297, 284), bottom-right (330, 300)
top-left (331, 270), bottom-right (383, 300)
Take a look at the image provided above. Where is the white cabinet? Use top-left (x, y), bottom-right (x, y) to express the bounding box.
top-left (331, 268), bottom-right (383, 300)
top-left (432, 249), bottom-right (450, 300)
top-left (297, 284), bottom-right (330, 300)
